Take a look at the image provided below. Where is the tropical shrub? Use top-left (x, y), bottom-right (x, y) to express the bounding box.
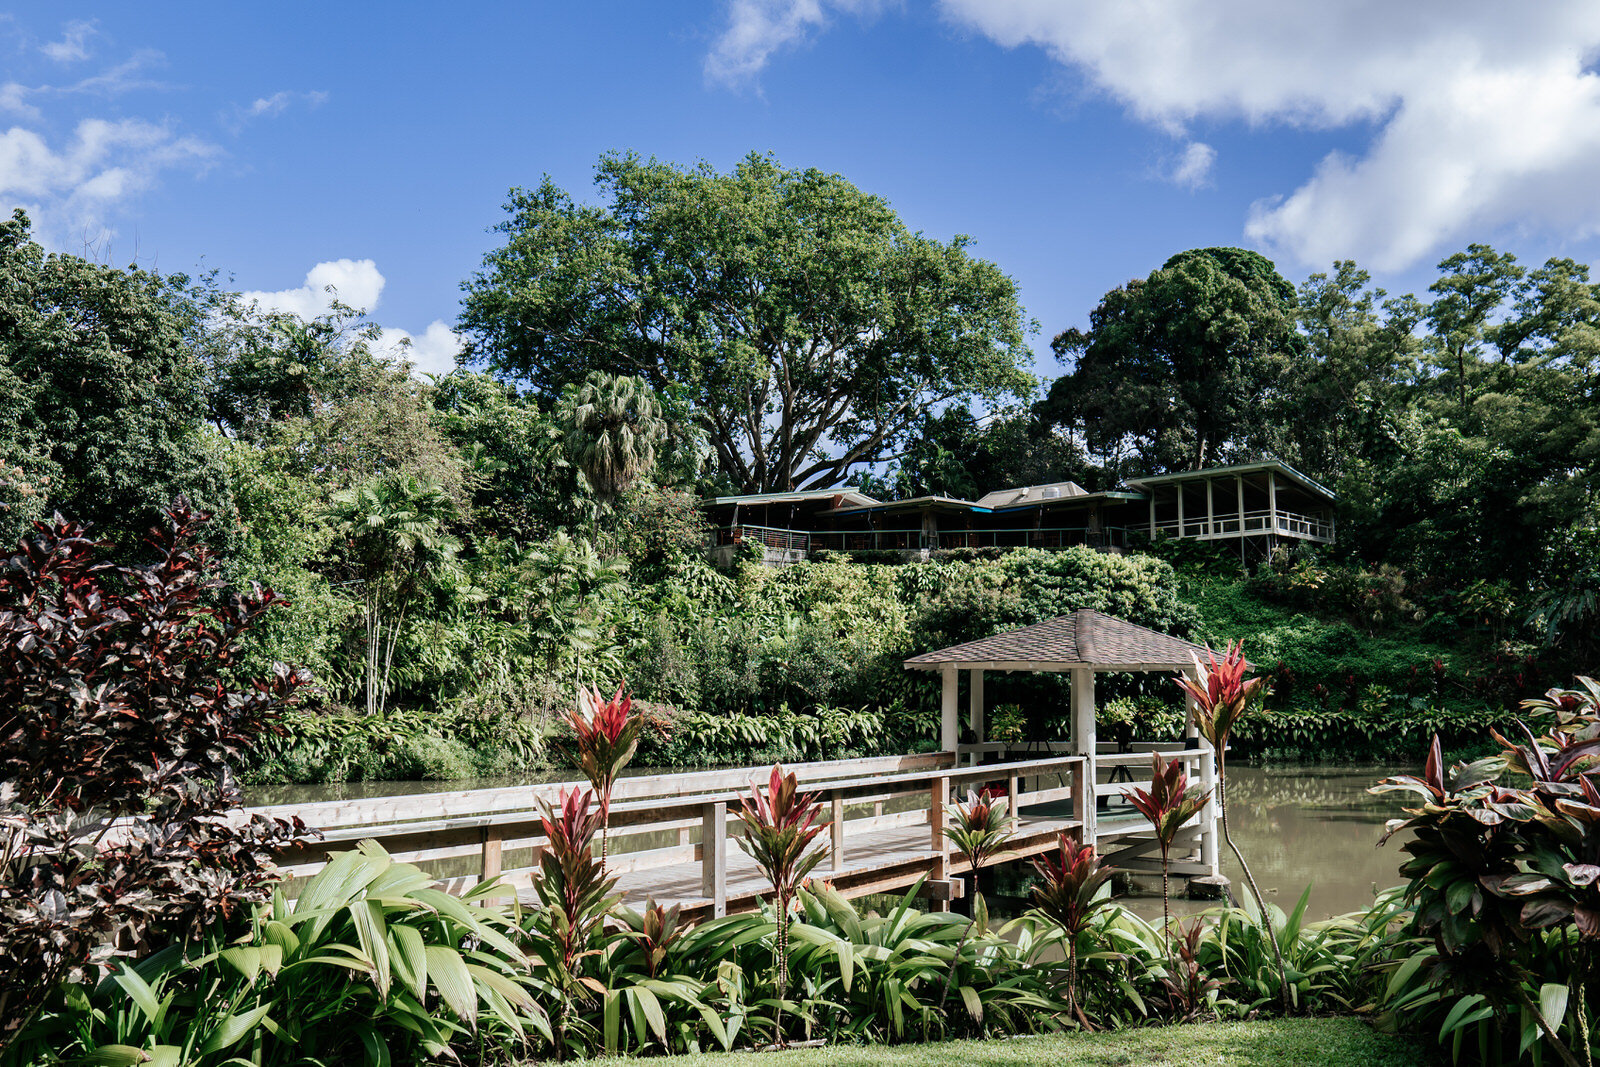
top-left (1030, 837), bottom-right (1116, 1029)
top-left (1124, 753), bottom-right (1211, 952)
top-left (0, 505), bottom-right (309, 1057)
top-left (1176, 640), bottom-right (1290, 1012)
top-left (6, 841), bottom-right (536, 1066)
top-left (562, 683), bottom-right (642, 866)
top-left (734, 764), bottom-right (827, 1043)
top-left (1368, 676), bottom-right (1600, 1066)
top-left (524, 787), bottom-right (620, 1058)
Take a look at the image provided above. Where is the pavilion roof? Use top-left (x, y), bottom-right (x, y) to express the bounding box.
top-left (903, 609), bottom-right (1213, 673)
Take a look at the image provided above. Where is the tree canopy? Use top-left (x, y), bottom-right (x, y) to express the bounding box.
top-left (458, 151), bottom-right (1035, 493)
top-left (1047, 247), bottom-right (1302, 474)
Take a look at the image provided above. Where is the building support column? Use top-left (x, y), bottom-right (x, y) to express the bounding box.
top-left (1268, 471), bottom-right (1278, 535)
top-left (968, 668), bottom-right (984, 766)
top-left (1148, 494), bottom-right (1156, 539)
top-left (1176, 485), bottom-right (1185, 539)
top-left (1071, 666), bottom-right (1097, 844)
top-left (1206, 478), bottom-right (1215, 538)
top-left (1236, 473), bottom-right (1248, 565)
top-left (940, 664), bottom-right (958, 754)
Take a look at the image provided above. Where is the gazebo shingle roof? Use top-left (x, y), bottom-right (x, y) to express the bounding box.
top-left (903, 609), bottom-right (1211, 672)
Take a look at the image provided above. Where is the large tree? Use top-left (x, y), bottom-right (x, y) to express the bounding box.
top-left (0, 210), bottom-right (231, 547)
top-left (1048, 247), bottom-right (1302, 473)
top-left (459, 152), bottom-right (1034, 492)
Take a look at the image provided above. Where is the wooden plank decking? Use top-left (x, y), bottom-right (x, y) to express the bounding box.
top-left (251, 747), bottom-right (1218, 916)
top-left (607, 811), bottom-right (1084, 919)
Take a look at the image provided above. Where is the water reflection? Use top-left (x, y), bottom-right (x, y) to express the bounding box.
top-left (1119, 763), bottom-right (1413, 921)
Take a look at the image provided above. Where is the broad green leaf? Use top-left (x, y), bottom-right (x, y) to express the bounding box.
top-left (960, 984), bottom-right (983, 1024)
top-left (350, 899), bottom-right (391, 996)
top-left (357, 1026), bottom-right (392, 1067)
top-left (78, 1046), bottom-right (152, 1066)
top-left (1540, 982), bottom-right (1570, 1034)
top-left (424, 945), bottom-right (478, 1029)
top-left (198, 1004), bottom-right (274, 1055)
top-left (109, 964), bottom-right (163, 1026)
top-left (389, 925), bottom-right (429, 1001)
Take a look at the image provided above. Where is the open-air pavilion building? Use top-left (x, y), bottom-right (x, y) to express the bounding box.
top-left (904, 609), bottom-right (1222, 882)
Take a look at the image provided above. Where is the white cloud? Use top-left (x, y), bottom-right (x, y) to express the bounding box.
top-left (1169, 141), bottom-right (1215, 189)
top-left (241, 258), bottom-right (386, 319)
top-left (935, 1), bottom-right (1600, 269)
top-left (706, 0), bottom-right (891, 87)
top-left (40, 19), bottom-right (97, 63)
top-left (0, 117), bottom-right (215, 245)
top-left (373, 321), bottom-right (464, 378)
top-left (227, 89), bottom-right (329, 131)
top-left (243, 259), bottom-right (462, 378)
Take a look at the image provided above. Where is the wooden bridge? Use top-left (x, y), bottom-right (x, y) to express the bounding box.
top-left (251, 742), bottom-right (1217, 920)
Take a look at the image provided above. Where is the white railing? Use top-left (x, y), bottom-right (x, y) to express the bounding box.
top-left (1151, 508), bottom-right (1333, 542)
top-left (808, 526), bottom-right (1130, 552)
top-left (712, 524), bottom-right (810, 552)
top-left (252, 751), bottom-right (1090, 917)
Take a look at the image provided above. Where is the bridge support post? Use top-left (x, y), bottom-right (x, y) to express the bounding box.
top-left (930, 774), bottom-right (950, 912)
top-left (830, 791), bottom-right (845, 872)
top-left (701, 801), bottom-right (727, 917)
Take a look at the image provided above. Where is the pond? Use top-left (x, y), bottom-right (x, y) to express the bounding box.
top-left (244, 762), bottom-right (1413, 921)
top-left (1119, 762), bottom-right (1410, 921)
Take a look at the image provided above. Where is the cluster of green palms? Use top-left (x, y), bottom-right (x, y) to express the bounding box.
top-left (330, 475), bottom-right (463, 718)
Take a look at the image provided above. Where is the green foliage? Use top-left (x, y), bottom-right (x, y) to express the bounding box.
top-left (1363, 678), bottom-right (1600, 1066)
top-left (0, 210), bottom-right (232, 550)
top-left (602, 481), bottom-right (710, 567)
top-left (459, 150), bottom-right (1034, 492)
top-left (245, 704), bottom-right (547, 784)
top-left (1048, 246), bottom-right (1302, 475)
top-left (6, 841), bottom-right (537, 1066)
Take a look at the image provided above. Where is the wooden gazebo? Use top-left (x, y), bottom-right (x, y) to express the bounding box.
top-left (904, 609), bottom-right (1222, 880)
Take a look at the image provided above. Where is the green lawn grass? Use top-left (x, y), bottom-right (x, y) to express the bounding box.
top-left (657, 1018), bottom-right (1429, 1066)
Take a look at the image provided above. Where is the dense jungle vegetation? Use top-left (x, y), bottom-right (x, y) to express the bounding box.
top-left (2, 152), bottom-right (1596, 783)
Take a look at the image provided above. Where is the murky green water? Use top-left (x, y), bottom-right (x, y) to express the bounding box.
top-left (1108, 762), bottom-right (1412, 922)
top-left (245, 762), bottom-right (1413, 920)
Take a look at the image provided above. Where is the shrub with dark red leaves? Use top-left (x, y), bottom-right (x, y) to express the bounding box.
top-left (0, 501), bottom-right (311, 1053)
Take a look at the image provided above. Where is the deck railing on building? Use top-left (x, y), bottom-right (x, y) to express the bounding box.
top-left (1151, 507), bottom-right (1333, 542)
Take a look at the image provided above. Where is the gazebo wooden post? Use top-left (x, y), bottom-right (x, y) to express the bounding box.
top-left (967, 668), bottom-right (984, 766)
top-left (940, 664), bottom-right (958, 754)
top-left (1071, 666), bottom-right (1097, 846)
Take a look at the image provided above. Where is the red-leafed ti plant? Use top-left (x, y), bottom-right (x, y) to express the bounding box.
top-left (527, 787), bottom-right (620, 1060)
top-left (1031, 836), bottom-right (1115, 1029)
top-left (563, 683), bottom-right (642, 871)
top-left (735, 764), bottom-right (826, 1045)
top-left (1124, 753), bottom-right (1211, 969)
top-left (938, 788), bottom-right (1015, 1013)
top-left (1174, 640), bottom-right (1288, 1012)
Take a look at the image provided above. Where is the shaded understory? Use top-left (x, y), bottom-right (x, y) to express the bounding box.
top-left (628, 1018), bottom-right (1428, 1067)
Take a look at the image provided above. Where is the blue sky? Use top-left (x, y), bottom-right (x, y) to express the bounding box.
top-left (6, 3), bottom-right (1600, 380)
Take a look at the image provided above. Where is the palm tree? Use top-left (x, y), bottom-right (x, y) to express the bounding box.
top-left (556, 371), bottom-right (667, 504)
top-left (330, 474), bottom-right (461, 716)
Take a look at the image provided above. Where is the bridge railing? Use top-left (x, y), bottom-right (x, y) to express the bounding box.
top-left (253, 751), bottom-right (1092, 917)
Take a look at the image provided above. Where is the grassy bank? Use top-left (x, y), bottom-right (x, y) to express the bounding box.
top-left (642, 1018), bottom-right (1427, 1067)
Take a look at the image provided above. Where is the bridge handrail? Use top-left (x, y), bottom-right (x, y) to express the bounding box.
top-left (267, 751), bottom-right (1095, 917)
